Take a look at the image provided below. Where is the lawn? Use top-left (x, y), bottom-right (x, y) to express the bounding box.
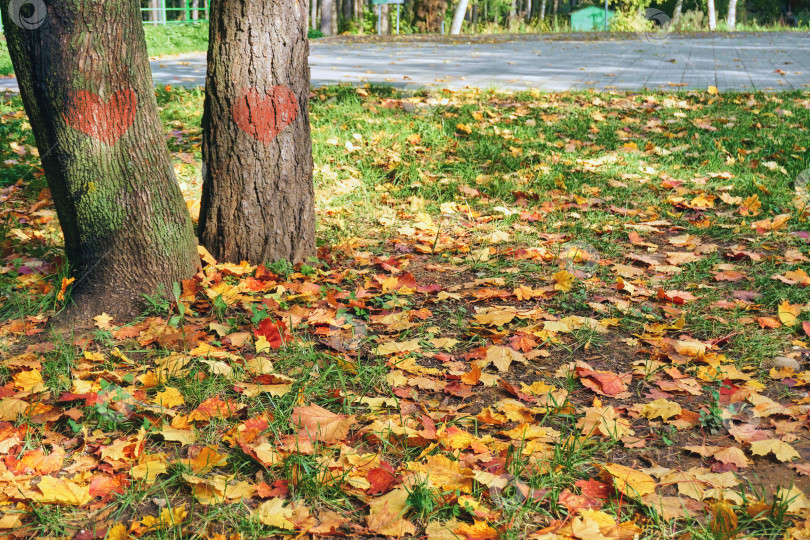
top-left (0, 23), bottom-right (209, 77)
top-left (0, 85), bottom-right (809, 538)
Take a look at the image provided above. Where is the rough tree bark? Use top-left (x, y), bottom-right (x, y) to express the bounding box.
top-left (707, 0), bottom-right (716, 29)
top-left (200, 0), bottom-right (315, 265)
top-left (320, 0), bottom-right (335, 35)
top-left (451, 0), bottom-right (469, 33)
top-left (727, 0), bottom-right (738, 29)
top-left (0, 0), bottom-right (199, 320)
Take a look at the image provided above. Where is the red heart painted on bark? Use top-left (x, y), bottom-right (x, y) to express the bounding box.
top-left (64, 88), bottom-right (137, 145)
top-left (232, 86), bottom-right (298, 144)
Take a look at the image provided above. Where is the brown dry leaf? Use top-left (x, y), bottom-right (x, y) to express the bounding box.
top-left (479, 346), bottom-right (525, 372)
top-left (292, 403), bottom-right (355, 443)
top-left (180, 446), bottom-right (229, 473)
top-left (367, 487), bottom-right (416, 537)
top-left (453, 520), bottom-right (498, 540)
top-left (710, 501), bottom-right (738, 537)
top-left (473, 307), bottom-right (517, 326)
top-left (376, 339), bottom-right (421, 355)
top-left (713, 447), bottom-right (749, 468)
top-left (577, 399), bottom-right (633, 438)
top-left (577, 368), bottom-right (631, 398)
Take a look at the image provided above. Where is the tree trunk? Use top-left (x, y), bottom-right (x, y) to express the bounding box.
top-left (539, 0), bottom-right (546, 20)
top-left (149, 0), bottom-right (160, 22)
top-left (192, 0), bottom-right (200, 20)
top-left (200, 0), bottom-right (315, 265)
top-left (379, 3), bottom-right (390, 33)
top-left (707, 0), bottom-right (716, 29)
top-left (672, 0), bottom-right (683, 25)
top-left (311, 0), bottom-right (318, 30)
top-left (320, 0), bottom-right (335, 34)
top-left (451, 0), bottom-right (469, 33)
top-left (342, 0), bottom-right (352, 29)
top-left (354, 0), bottom-right (364, 29)
top-left (0, 0), bottom-right (199, 321)
top-left (727, 0), bottom-right (737, 29)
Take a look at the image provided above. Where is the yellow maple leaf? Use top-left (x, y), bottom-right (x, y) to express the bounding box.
top-left (154, 386), bottom-right (185, 408)
top-left (554, 269), bottom-right (574, 292)
top-left (640, 399), bottom-right (682, 421)
top-left (602, 463), bottom-right (656, 497)
top-left (93, 312), bottom-right (114, 329)
top-left (255, 498), bottom-right (295, 529)
top-left (13, 369), bottom-right (45, 393)
top-left (34, 476), bottom-right (92, 506)
top-left (750, 439), bottom-right (800, 462)
top-left (778, 300), bottom-right (801, 327)
top-left (159, 426), bottom-right (197, 446)
top-left (480, 346), bottom-right (525, 372)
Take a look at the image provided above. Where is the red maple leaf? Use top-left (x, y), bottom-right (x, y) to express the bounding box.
top-left (255, 317), bottom-right (284, 348)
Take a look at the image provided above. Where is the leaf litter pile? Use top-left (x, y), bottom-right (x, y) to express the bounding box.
top-left (1, 85), bottom-right (810, 538)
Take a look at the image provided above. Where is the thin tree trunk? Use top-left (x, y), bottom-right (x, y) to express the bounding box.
top-left (379, 3), bottom-right (390, 33)
top-left (192, 0), bottom-right (199, 20)
top-left (451, 0), bottom-right (469, 33)
top-left (1, 0), bottom-right (198, 320)
top-left (552, 0), bottom-right (558, 16)
top-left (540, 0), bottom-right (546, 20)
top-left (354, 0), bottom-right (364, 29)
top-left (342, 0), bottom-right (352, 29)
top-left (672, 0), bottom-right (683, 26)
top-left (312, 0), bottom-right (318, 30)
top-left (149, 0), bottom-right (160, 22)
top-left (321, 0), bottom-right (335, 34)
top-left (707, 0), bottom-right (716, 29)
top-left (727, 0), bottom-right (737, 29)
top-left (200, 0), bottom-right (315, 265)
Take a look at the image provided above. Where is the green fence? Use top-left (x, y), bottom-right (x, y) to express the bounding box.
top-left (0, 0), bottom-right (208, 31)
top-left (141, 0), bottom-right (209, 24)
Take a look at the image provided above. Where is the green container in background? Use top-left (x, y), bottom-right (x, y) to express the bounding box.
top-left (570, 6), bottom-right (614, 31)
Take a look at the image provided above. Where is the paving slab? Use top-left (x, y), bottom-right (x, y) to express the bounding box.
top-left (0, 32), bottom-right (808, 93)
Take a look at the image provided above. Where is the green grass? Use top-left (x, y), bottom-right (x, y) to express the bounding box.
top-left (0, 22), bottom-right (209, 77)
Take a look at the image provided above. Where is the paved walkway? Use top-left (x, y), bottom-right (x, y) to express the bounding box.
top-left (1, 33), bottom-right (808, 93)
